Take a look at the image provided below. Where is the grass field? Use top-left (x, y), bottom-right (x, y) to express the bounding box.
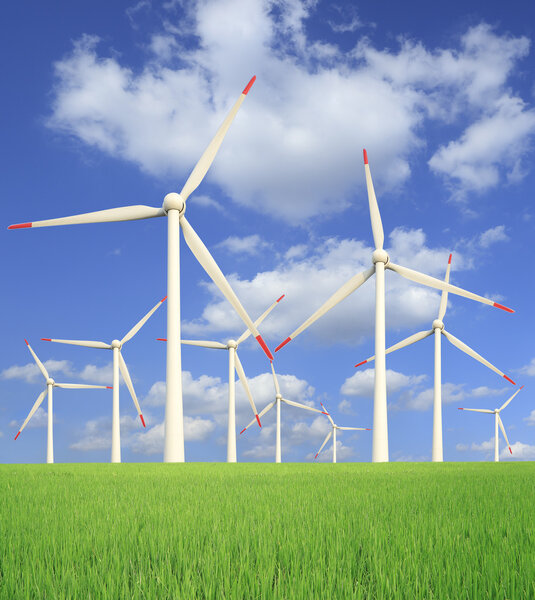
top-left (1, 462), bottom-right (534, 599)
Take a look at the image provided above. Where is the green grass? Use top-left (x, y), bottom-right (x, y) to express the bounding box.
top-left (1, 462), bottom-right (534, 599)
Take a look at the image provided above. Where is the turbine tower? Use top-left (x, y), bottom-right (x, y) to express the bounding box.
top-left (41, 296), bottom-right (166, 463)
top-left (9, 76), bottom-right (272, 463)
top-left (158, 294), bottom-right (285, 462)
top-left (14, 339), bottom-right (110, 463)
top-left (314, 402), bottom-right (370, 463)
top-left (458, 386), bottom-right (523, 461)
top-left (354, 254), bottom-right (516, 461)
top-left (275, 149), bottom-right (513, 463)
top-left (240, 362), bottom-right (328, 463)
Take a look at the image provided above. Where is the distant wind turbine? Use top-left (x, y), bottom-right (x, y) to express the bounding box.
top-left (275, 149), bottom-right (513, 463)
top-left (354, 254), bottom-right (516, 462)
top-left (14, 339), bottom-right (110, 463)
top-left (240, 362), bottom-right (328, 463)
top-left (314, 402), bottom-right (370, 463)
top-left (458, 386), bottom-right (524, 461)
top-left (158, 294), bottom-right (285, 462)
top-left (41, 296), bottom-right (166, 463)
top-left (9, 76), bottom-right (272, 463)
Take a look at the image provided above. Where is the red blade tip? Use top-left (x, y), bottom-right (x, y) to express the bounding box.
top-left (314, 453), bottom-right (318, 459)
top-left (365, 428), bottom-right (371, 431)
top-left (276, 294), bottom-right (285, 302)
top-left (140, 414), bottom-right (146, 427)
top-left (458, 408), bottom-right (464, 410)
top-left (41, 338), bottom-right (51, 342)
top-left (363, 149), bottom-right (368, 164)
top-left (161, 296), bottom-right (168, 303)
top-left (106, 386), bottom-right (113, 389)
top-left (321, 412), bottom-right (329, 415)
top-left (275, 337), bottom-right (291, 353)
top-left (503, 375), bottom-right (516, 385)
top-left (24, 339), bottom-right (29, 345)
top-left (509, 447), bottom-right (512, 454)
top-left (242, 75), bottom-right (256, 95)
top-left (519, 385), bottom-right (525, 390)
top-left (255, 335), bottom-right (273, 360)
top-left (156, 338), bottom-right (167, 342)
top-left (8, 222), bottom-right (32, 229)
top-left (448, 253), bottom-right (452, 264)
top-left (14, 431), bottom-right (21, 440)
top-left (320, 402), bottom-right (329, 415)
top-left (355, 360), bottom-right (367, 368)
top-left (256, 414), bottom-right (261, 428)
top-left (239, 428), bottom-right (246, 435)
top-left (493, 302), bottom-right (514, 313)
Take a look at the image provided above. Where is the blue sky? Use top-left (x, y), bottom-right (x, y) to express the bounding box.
top-left (1, 0), bottom-right (534, 463)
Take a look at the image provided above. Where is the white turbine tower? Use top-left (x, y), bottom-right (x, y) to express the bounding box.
top-left (240, 362), bottom-right (328, 463)
top-left (158, 294), bottom-right (285, 462)
top-left (314, 402), bottom-right (370, 463)
top-left (458, 386), bottom-right (524, 461)
top-left (275, 149), bottom-right (514, 463)
top-left (354, 254), bottom-right (516, 462)
top-left (41, 296), bottom-right (166, 463)
top-left (14, 339), bottom-right (110, 463)
top-left (9, 76), bottom-right (273, 463)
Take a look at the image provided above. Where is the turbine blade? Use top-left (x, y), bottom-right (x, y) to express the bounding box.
top-left (234, 352), bottom-right (260, 424)
top-left (16, 389), bottom-right (47, 437)
top-left (181, 339), bottom-right (227, 349)
top-left (438, 254), bottom-right (452, 320)
top-left (337, 426), bottom-right (370, 431)
top-left (355, 329), bottom-right (433, 367)
top-left (320, 402), bottom-right (334, 426)
top-left (121, 296), bottom-right (167, 345)
top-left (42, 338), bottom-right (111, 349)
top-left (180, 214), bottom-right (272, 360)
top-left (282, 398), bottom-right (325, 414)
top-left (24, 339), bottom-right (49, 380)
top-left (236, 294), bottom-right (285, 346)
top-left (442, 329), bottom-right (515, 384)
top-left (387, 262), bottom-right (514, 313)
top-left (363, 149), bottom-right (384, 250)
top-left (314, 431), bottom-right (332, 460)
top-left (179, 76), bottom-right (256, 201)
top-left (240, 400), bottom-right (275, 434)
top-left (270, 361), bottom-right (281, 396)
top-left (499, 385), bottom-right (524, 412)
top-left (458, 408), bottom-right (494, 413)
top-left (118, 353), bottom-right (145, 426)
top-left (275, 267), bottom-right (375, 352)
top-left (8, 205), bottom-right (165, 229)
top-left (498, 415), bottom-right (512, 454)
top-left (54, 383), bottom-right (111, 389)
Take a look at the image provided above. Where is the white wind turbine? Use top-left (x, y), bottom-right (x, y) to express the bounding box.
top-left (275, 149), bottom-right (514, 463)
top-left (354, 253), bottom-right (516, 462)
top-left (458, 386), bottom-right (524, 461)
top-left (314, 402), bottom-right (370, 463)
top-left (41, 296), bottom-right (166, 463)
top-left (14, 339), bottom-right (110, 463)
top-left (240, 362), bottom-right (328, 463)
top-left (157, 294), bottom-right (285, 463)
top-left (9, 76), bottom-right (273, 463)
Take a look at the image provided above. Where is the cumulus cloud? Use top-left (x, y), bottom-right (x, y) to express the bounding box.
top-left (399, 382), bottom-right (508, 412)
top-left (478, 225), bottom-right (509, 248)
top-left (524, 410), bottom-right (535, 426)
top-left (501, 441), bottom-right (535, 460)
top-left (2, 360), bottom-right (74, 384)
top-left (46, 4), bottom-right (535, 223)
top-left (10, 407), bottom-right (49, 430)
top-left (517, 358), bottom-right (535, 377)
top-left (341, 368), bottom-right (426, 398)
top-left (216, 234), bottom-right (271, 256)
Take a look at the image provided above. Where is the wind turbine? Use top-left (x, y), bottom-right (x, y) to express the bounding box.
top-left (275, 149), bottom-right (514, 463)
top-left (240, 362), bottom-right (328, 463)
top-left (9, 76), bottom-right (273, 463)
top-left (41, 296), bottom-right (166, 463)
top-left (14, 339), bottom-right (110, 463)
top-left (458, 386), bottom-right (524, 461)
top-left (158, 294), bottom-right (285, 463)
top-left (314, 402), bottom-right (370, 463)
top-left (354, 253), bottom-right (516, 462)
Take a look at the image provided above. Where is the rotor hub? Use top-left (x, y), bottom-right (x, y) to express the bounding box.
top-left (227, 339), bottom-right (237, 349)
top-left (372, 249), bottom-right (389, 265)
top-left (432, 319), bottom-right (445, 331)
top-left (163, 192), bottom-right (185, 215)
top-left (276, 393), bottom-right (282, 401)
top-left (47, 378), bottom-right (55, 386)
top-left (111, 339), bottom-right (122, 349)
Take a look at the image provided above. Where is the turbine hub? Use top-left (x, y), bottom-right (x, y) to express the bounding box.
top-left (47, 378), bottom-right (55, 386)
top-left (372, 249), bottom-right (389, 265)
top-left (227, 339), bottom-right (237, 349)
top-left (163, 192), bottom-right (185, 214)
top-left (276, 393), bottom-right (282, 401)
top-left (111, 339), bottom-right (122, 349)
top-left (432, 319), bottom-right (444, 331)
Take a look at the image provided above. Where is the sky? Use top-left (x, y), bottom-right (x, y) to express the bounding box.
top-left (1, 0), bottom-right (534, 464)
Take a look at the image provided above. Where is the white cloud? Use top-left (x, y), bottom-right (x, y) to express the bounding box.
top-left (400, 382), bottom-right (507, 411)
top-left (517, 358), bottom-right (535, 376)
top-left (10, 407), bottom-right (49, 430)
top-left (341, 368), bottom-right (426, 398)
top-left (46, 7), bottom-right (535, 223)
top-left (337, 398), bottom-right (355, 415)
top-left (501, 441), bottom-right (535, 460)
top-left (2, 359), bottom-right (74, 383)
top-left (217, 234), bottom-right (270, 256)
top-left (524, 410), bottom-right (535, 426)
top-left (478, 225), bottom-right (509, 248)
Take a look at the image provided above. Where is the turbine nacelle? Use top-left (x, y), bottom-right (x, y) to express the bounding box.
top-left (372, 249), bottom-right (389, 265)
top-left (163, 193), bottom-right (185, 215)
top-left (275, 393), bottom-right (282, 401)
top-left (227, 339), bottom-right (238, 350)
top-left (111, 339), bottom-right (122, 350)
top-left (46, 378), bottom-right (55, 386)
top-left (432, 319), bottom-right (445, 331)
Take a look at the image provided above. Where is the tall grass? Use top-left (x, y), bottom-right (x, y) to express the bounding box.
top-left (1, 462), bottom-right (534, 599)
